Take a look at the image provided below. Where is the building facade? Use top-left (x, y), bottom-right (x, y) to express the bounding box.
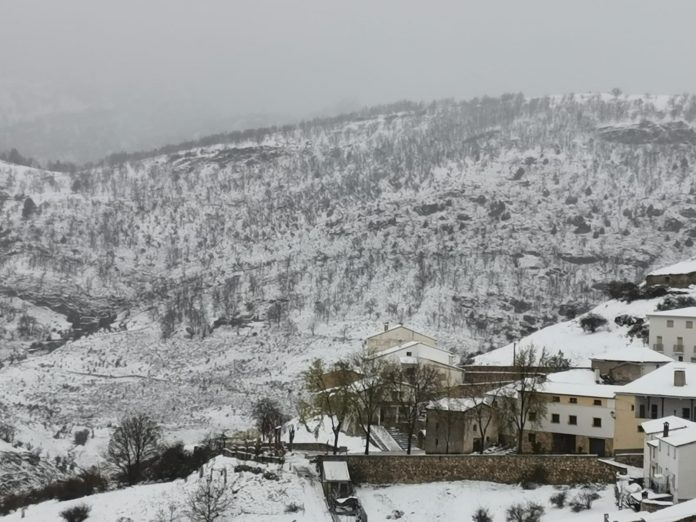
top-left (364, 324), bottom-right (437, 354)
top-left (647, 308), bottom-right (696, 362)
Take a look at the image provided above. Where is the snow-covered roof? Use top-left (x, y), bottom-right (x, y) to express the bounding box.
top-left (427, 397), bottom-right (483, 412)
top-left (618, 362), bottom-right (696, 398)
top-left (656, 425), bottom-right (696, 448)
top-left (322, 461), bottom-right (351, 482)
top-left (642, 496), bottom-right (696, 521)
top-left (647, 440), bottom-right (658, 448)
top-left (539, 369), bottom-right (622, 398)
top-left (365, 324), bottom-right (435, 341)
top-left (590, 346), bottom-right (673, 363)
top-left (371, 341), bottom-right (452, 358)
top-left (641, 416), bottom-right (696, 435)
top-left (648, 307), bottom-right (696, 318)
top-left (648, 259), bottom-right (696, 276)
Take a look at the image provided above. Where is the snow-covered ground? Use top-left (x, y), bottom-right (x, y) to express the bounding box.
top-left (0, 455), bottom-right (330, 522)
top-left (474, 287), bottom-right (696, 366)
top-left (358, 481), bottom-right (618, 522)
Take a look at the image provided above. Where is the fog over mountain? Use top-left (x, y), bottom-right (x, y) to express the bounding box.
top-left (3, 0), bottom-right (696, 161)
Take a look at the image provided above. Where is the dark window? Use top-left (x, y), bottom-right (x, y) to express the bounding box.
top-left (638, 426), bottom-right (644, 432)
top-left (683, 408), bottom-right (691, 420)
top-left (651, 404), bottom-right (658, 419)
top-left (593, 399), bottom-right (602, 406)
top-left (528, 412), bottom-right (536, 422)
top-left (593, 418), bottom-right (602, 427)
top-left (528, 433), bottom-right (536, 443)
top-left (406, 351), bottom-right (412, 356)
top-left (435, 438), bottom-right (439, 447)
top-left (569, 398), bottom-right (578, 404)
top-left (551, 414), bottom-right (560, 424)
top-left (639, 404), bottom-right (646, 418)
top-left (569, 415), bottom-right (577, 425)
top-left (552, 396), bottom-right (560, 403)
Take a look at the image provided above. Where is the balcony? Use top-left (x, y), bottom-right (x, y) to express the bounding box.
top-left (653, 343), bottom-right (664, 352)
top-left (674, 344), bottom-right (684, 353)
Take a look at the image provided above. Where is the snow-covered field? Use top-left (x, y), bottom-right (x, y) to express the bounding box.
top-left (358, 481), bottom-right (618, 522)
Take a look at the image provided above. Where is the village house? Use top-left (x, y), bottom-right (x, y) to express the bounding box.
top-left (648, 308), bottom-right (696, 362)
top-left (424, 397), bottom-right (499, 454)
top-left (614, 363), bottom-right (696, 452)
top-left (590, 346), bottom-right (673, 384)
top-left (364, 323), bottom-right (437, 354)
top-left (644, 422), bottom-right (696, 502)
top-left (641, 416), bottom-right (696, 489)
top-left (520, 369), bottom-right (620, 457)
top-left (645, 260), bottom-right (696, 288)
top-left (369, 340), bottom-right (463, 385)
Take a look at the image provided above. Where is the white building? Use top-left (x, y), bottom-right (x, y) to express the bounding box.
top-left (509, 369), bottom-right (621, 456)
top-left (647, 307), bottom-right (696, 362)
top-left (641, 416), bottom-right (696, 487)
top-left (645, 423), bottom-right (696, 501)
top-left (369, 341), bottom-right (463, 384)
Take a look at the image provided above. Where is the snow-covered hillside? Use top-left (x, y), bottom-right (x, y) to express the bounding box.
top-left (474, 286), bottom-right (696, 366)
top-left (3, 92), bottom-right (696, 461)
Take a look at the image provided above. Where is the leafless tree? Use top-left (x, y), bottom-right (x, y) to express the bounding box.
top-left (496, 346), bottom-right (548, 453)
top-left (348, 353), bottom-right (390, 455)
top-left (106, 413), bottom-right (161, 484)
top-left (251, 398), bottom-right (287, 443)
top-left (458, 381), bottom-right (506, 453)
top-left (384, 361), bottom-right (442, 454)
top-left (186, 468), bottom-right (234, 522)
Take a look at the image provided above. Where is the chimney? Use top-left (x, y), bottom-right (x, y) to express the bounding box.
top-left (663, 421), bottom-right (670, 438)
top-left (674, 368), bottom-right (686, 387)
top-left (384, 322), bottom-right (389, 332)
top-left (594, 368), bottom-right (601, 383)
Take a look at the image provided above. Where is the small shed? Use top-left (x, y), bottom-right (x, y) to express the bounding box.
top-left (321, 460), bottom-right (352, 499)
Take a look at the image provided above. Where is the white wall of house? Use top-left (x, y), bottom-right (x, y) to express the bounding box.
top-left (651, 439), bottom-right (696, 501)
top-left (365, 325), bottom-right (436, 353)
top-left (648, 312), bottom-right (696, 362)
top-left (375, 342), bottom-right (455, 366)
top-left (537, 395), bottom-right (616, 440)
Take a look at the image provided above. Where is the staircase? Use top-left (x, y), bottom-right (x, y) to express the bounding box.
top-left (369, 425), bottom-right (403, 452)
top-left (386, 426), bottom-right (421, 452)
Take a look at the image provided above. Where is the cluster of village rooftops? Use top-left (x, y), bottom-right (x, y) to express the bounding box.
top-left (356, 260), bottom-right (696, 505)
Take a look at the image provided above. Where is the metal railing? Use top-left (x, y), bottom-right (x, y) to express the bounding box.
top-left (674, 344), bottom-right (684, 353)
top-left (653, 343), bottom-right (664, 351)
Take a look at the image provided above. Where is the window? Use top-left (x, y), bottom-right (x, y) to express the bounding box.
top-left (687, 321), bottom-right (694, 329)
top-left (593, 418), bottom-right (602, 427)
top-left (593, 399), bottom-right (602, 406)
top-left (651, 404), bottom-right (658, 419)
top-left (552, 396), bottom-right (560, 403)
top-left (569, 397), bottom-right (578, 404)
top-left (679, 356), bottom-right (684, 362)
top-left (639, 404), bottom-right (646, 418)
top-left (528, 433), bottom-right (536, 443)
top-left (667, 320), bottom-right (674, 328)
top-left (529, 412), bottom-right (536, 422)
top-left (683, 408), bottom-right (691, 420)
top-left (473, 424), bottom-right (478, 432)
top-left (569, 415), bottom-right (577, 425)
top-left (406, 351), bottom-right (412, 356)
top-left (551, 414), bottom-right (560, 424)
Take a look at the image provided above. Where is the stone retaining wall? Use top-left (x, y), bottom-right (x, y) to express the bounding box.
top-left (322, 454), bottom-right (616, 485)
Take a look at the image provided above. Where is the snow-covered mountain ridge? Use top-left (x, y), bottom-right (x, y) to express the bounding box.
top-left (2, 92), bottom-right (696, 445)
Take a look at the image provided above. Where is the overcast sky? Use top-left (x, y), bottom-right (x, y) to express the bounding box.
top-left (2, 0), bottom-right (696, 158)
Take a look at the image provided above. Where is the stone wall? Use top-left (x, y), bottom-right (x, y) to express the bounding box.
top-left (321, 454), bottom-right (616, 485)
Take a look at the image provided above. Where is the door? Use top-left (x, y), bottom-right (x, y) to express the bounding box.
top-left (589, 438), bottom-right (606, 457)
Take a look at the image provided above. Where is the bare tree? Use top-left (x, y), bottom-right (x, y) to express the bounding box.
top-left (496, 347), bottom-right (548, 453)
top-left (458, 381), bottom-right (506, 453)
top-left (384, 362), bottom-right (442, 454)
top-left (107, 413), bottom-right (161, 484)
top-left (186, 468), bottom-right (234, 522)
top-left (251, 398), bottom-right (287, 443)
top-left (302, 358), bottom-right (355, 454)
top-left (348, 353), bottom-right (390, 455)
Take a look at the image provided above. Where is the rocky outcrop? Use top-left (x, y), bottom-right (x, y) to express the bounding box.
top-left (597, 120), bottom-right (696, 145)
